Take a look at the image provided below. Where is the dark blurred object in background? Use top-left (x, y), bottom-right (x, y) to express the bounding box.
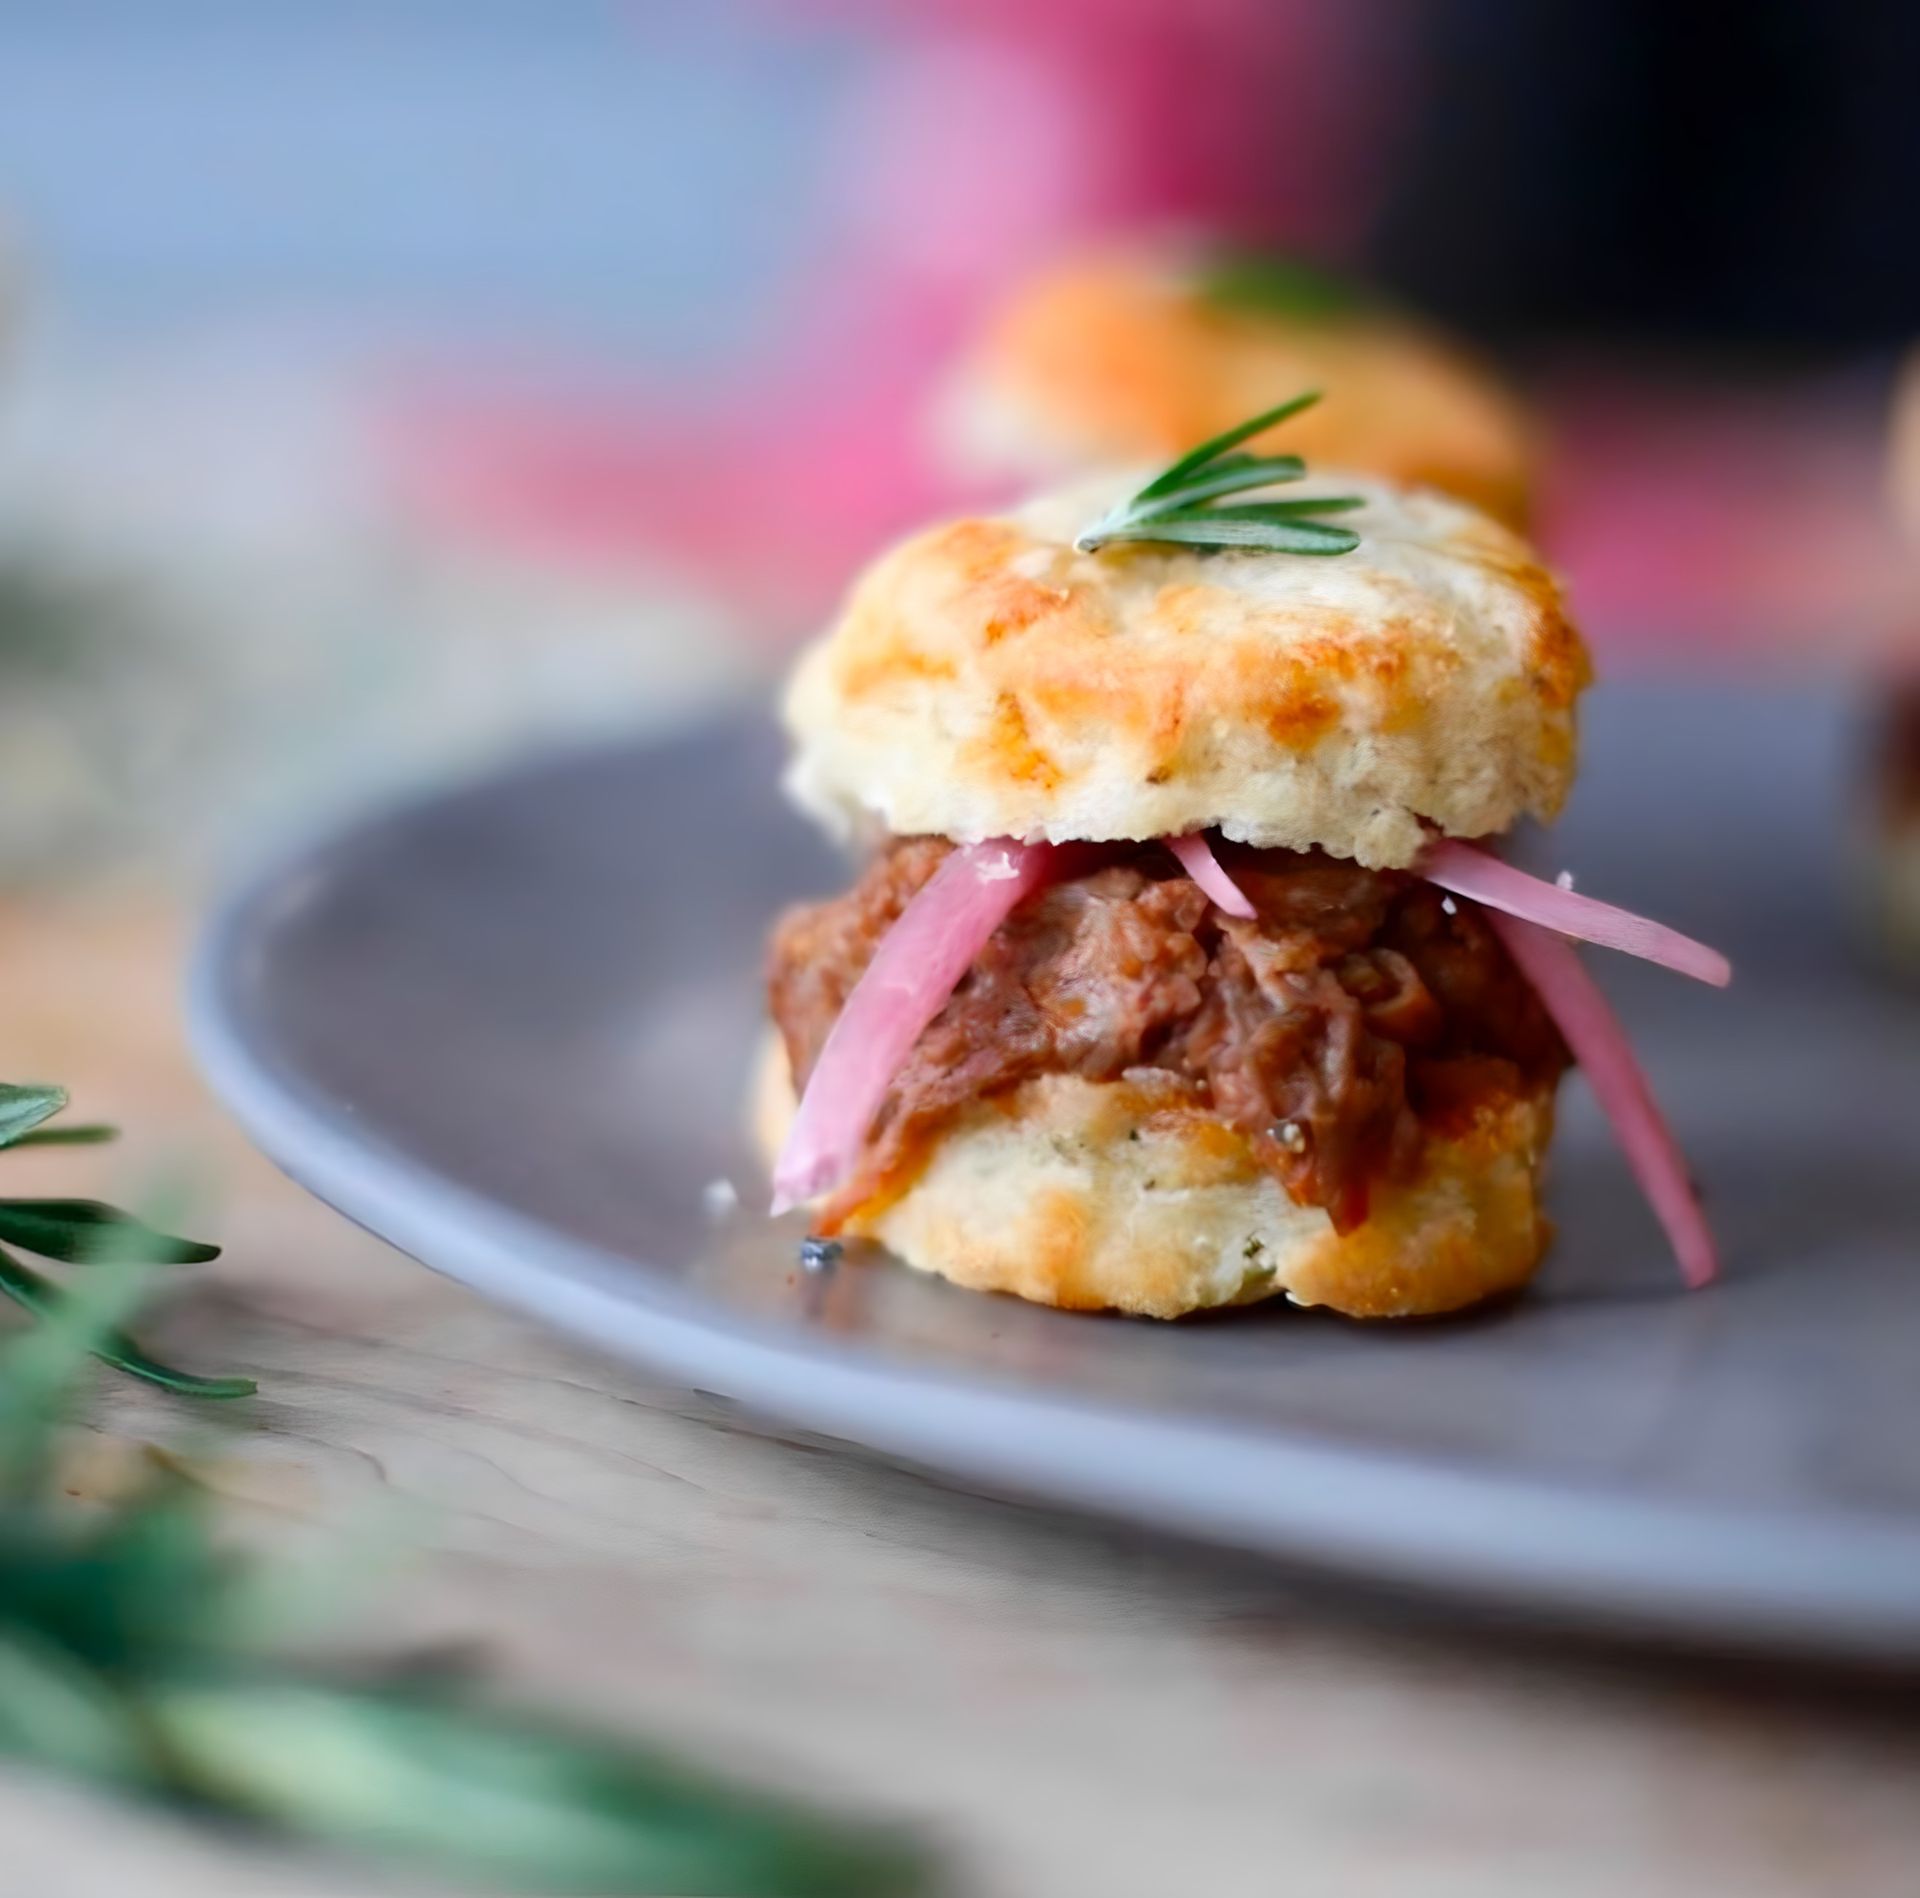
top-left (1861, 685), bottom-right (1920, 974)
top-left (1373, 0), bottom-right (1920, 350)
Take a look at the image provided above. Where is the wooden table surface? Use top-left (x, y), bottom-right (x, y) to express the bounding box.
top-left (6, 888), bottom-right (1920, 1898)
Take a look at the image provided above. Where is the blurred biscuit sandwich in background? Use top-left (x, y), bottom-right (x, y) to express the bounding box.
top-left (937, 240), bottom-right (1536, 531)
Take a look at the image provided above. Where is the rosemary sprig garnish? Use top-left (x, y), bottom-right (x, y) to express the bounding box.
top-left (0, 1083), bottom-right (254, 1400)
top-left (0, 1266), bottom-right (933, 1895)
top-left (1073, 393), bottom-right (1364, 558)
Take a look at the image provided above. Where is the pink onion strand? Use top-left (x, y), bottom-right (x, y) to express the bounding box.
top-left (1421, 838), bottom-right (1731, 988)
top-left (1487, 910), bottom-right (1719, 1288)
top-left (771, 839), bottom-right (1059, 1214)
top-left (1168, 832), bottom-right (1257, 918)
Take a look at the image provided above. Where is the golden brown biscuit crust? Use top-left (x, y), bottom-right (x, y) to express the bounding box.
top-left (785, 474), bottom-right (1589, 870)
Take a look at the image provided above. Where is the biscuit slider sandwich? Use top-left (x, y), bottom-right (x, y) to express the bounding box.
top-left (762, 397), bottom-right (1729, 1319)
top-left (941, 240), bottom-right (1535, 530)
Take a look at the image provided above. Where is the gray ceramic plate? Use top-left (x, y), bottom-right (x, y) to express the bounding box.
top-left (192, 682), bottom-right (1920, 1660)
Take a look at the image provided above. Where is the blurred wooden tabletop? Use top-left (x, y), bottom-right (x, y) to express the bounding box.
top-left (5, 887), bottom-right (1920, 1898)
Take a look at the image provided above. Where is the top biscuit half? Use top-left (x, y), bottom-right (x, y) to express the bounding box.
top-left (784, 463), bottom-right (1590, 872)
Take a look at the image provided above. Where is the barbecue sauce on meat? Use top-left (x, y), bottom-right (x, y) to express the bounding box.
top-left (769, 840), bottom-right (1566, 1231)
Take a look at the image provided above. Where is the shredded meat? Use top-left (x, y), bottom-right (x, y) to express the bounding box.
top-left (767, 840), bottom-right (1567, 1232)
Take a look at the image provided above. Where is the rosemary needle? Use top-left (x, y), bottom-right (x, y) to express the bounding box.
top-left (1074, 392), bottom-right (1364, 559)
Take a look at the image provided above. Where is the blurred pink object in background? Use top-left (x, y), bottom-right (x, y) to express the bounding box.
top-left (1537, 368), bottom-right (1908, 667)
top-left (799, 0), bottom-right (1374, 264)
top-left (387, 0), bottom-right (1379, 624)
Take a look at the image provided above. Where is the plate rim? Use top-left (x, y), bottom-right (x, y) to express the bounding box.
top-left (188, 728), bottom-right (1920, 1664)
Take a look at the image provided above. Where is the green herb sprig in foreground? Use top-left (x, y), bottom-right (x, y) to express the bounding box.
top-left (1073, 392), bottom-right (1365, 559)
top-left (0, 1275), bottom-right (933, 1896)
top-left (0, 1083), bottom-right (253, 1399)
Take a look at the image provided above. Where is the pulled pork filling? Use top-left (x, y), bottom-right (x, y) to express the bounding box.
top-left (768, 840), bottom-right (1568, 1232)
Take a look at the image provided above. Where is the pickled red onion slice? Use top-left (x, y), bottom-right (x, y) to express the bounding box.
top-left (1486, 910), bottom-right (1719, 1288)
top-left (771, 839), bottom-right (1059, 1213)
top-left (1168, 833), bottom-right (1257, 918)
top-left (1420, 839), bottom-right (1731, 988)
